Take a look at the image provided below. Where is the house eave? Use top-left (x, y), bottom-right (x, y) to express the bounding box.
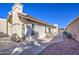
top-left (18, 13), bottom-right (56, 28)
top-left (66, 16), bottom-right (79, 29)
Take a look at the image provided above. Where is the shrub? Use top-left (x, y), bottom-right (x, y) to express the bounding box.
top-left (10, 34), bottom-right (21, 42)
top-left (63, 31), bottom-right (73, 39)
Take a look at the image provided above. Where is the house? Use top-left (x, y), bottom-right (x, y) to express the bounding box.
top-left (0, 3), bottom-right (58, 42)
top-left (66, 16), bottom-right (79, 41)
top-left (7, 3), bottom-right (58, 41)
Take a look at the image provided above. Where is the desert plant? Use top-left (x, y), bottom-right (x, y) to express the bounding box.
top-left (10, 33), bottom-right (21, 42)
top-left (63, 31), bottom-right (73, 39)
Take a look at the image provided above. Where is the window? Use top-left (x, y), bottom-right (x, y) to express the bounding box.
top-left (45, 26), bottom-right (47, 33)
top-left (31, 24), bottom-right (35, 35)
top-left (32, 24), bottom-right (35, 29)
top-left (49, 27), bottom-right (51, 33)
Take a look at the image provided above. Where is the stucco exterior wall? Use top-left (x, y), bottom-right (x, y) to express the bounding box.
top-left (12, 10), bottom-right (22, 38)
top-left (7, 22), bottom-right (12, 36)
top-left (0, 19), bottom-right (7, 37)
top-left (35, 24), bottom-right (46, 39)
top-left (0, 20), bottom-right (6, 33)
top-left (20, 18), bottom-right (58, 39)
top-left (67, 18), bottom-right (79, 41)
top-left (9, 3), bottom-right (23, 38)
top-left (54, 28), bottom-right (58, 35)
top-left (51, 27), bottom-right (55, 35)
top-left (21, 19), bottom-right (46, 39)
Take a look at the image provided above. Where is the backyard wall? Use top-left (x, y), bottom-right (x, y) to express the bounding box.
top-left (0, 18), bottom-right (7, 37)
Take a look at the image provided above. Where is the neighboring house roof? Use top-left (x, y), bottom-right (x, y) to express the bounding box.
top-left (18, 13), bottom-right (56, 28)
top-left (66, 16), bottom-right (79, 29)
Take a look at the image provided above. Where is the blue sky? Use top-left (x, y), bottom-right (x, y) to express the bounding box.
top-left (0, 3), bottom-right (79, 28)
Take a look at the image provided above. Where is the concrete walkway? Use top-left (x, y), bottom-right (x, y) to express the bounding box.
top-left (0, 37), bottom-right (18, 54)
top-left (11, 37), bottom-right (53, 55)
top-left (11, 32), bottom-right (63, 55)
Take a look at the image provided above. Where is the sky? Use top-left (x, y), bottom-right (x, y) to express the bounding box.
top-left (0, 3), bottom-right (79, 28)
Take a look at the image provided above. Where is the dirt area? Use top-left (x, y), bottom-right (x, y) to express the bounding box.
top-left (39, 36), bottom-right (79, 55)
top-left (0, 37), bottom-right (17, 52)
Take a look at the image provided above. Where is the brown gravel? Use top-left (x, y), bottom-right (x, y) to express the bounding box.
top-left (39, 38), bottom-right (79, 55)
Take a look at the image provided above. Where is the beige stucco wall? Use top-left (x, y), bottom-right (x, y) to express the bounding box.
top-left (21, 18), bottom-right (58, 39)
top-left (54, 28), bottom-right (58, 35)
top-left (7, 22), bottom-right (12, 36)
top-left (35, 24), bottom-right (46, 39)
top-left (51, 27), bottom-right (55, 35)
top-left (12, 11), bottom-right (22, 38)
top-left (11, 3), bottom-right (23, 38)
top-left (0, 19), bottom-right (6, 33)
top-left (0, 19), bottom-right (7, 37)
top-left (7, 3), bottom-right (23, 38)
top-left (8, 13), bottom-right (58, 40)
top-left (67, 18), bottom-right (79, 41)
top-left (21, 19), bottom-right (46, 39)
